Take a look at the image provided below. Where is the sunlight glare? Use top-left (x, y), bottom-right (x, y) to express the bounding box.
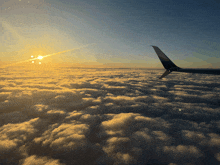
top-left (37, 56), bottom-right (43, 60)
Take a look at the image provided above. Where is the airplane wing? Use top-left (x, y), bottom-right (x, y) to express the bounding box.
top-left (152, 46), bottom-right (220, 79)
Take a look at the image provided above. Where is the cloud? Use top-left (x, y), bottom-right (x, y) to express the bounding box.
top-left (103, 137), bottom-right (135, 164)
top-left (21, 155), bottom-right (63, 165)
top-left (34, 122), bottom-right (89, 150)
top-left (163, 145), bottom-right (203, 164)
top-left (181, 130), bottom-right (206, 143)
top-left (101, 113), bottom-right (138, 131)
top-left (208, 133), bottom-right (220, 147)
top-left (0, 118), bottom-right (40, 150)
top-left (0, 117), bottom-right (44, 164)
top-left (0, 65), bottom-right (219, 164)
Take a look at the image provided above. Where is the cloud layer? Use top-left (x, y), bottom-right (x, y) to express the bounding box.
top-left (0, 65), bottom-right (220, 165)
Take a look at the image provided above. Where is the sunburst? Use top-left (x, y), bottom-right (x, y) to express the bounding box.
top-left (37, 56), bottom-right (44, 60)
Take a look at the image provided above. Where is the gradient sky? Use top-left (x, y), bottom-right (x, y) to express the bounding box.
top-left (1, 0), bottom-right (220, 67)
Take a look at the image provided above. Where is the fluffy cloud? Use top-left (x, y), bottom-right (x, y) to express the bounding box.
top-left (163, 145), bottom-right (203, 164)
top-left (21, 155), bottom-right (63, 165)
top-left (34, 122), bottom-right (89, 150)
top-left (0, 65), bottom-right (219, 164)
top-left (0, 118), bottom-right (40, 150)
top-left (0, 117), bottom-right (44, 164)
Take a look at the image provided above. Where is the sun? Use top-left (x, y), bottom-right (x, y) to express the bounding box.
top-left (37, 55), bottom-right (44, 60)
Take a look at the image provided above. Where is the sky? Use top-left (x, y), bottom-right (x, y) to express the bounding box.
top-left (0, 66), bottom-right (219, 164)
top-left (1, 0), bottom-right (220, 67)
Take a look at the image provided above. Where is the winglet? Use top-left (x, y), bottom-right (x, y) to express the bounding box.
top-left (152, 46), bottom-right (180, 79)
top-left (159, 70), bottom-right (171, 79)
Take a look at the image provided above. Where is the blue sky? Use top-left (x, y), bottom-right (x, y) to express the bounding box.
top-left (1, 0), bottom-right (220, 67)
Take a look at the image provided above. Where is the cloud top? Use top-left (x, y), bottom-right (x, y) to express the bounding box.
top-left (0, 66), bottom-right (219, 164)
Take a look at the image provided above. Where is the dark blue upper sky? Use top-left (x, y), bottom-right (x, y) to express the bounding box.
top-left (1, 0), bottom-right (220, 67)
